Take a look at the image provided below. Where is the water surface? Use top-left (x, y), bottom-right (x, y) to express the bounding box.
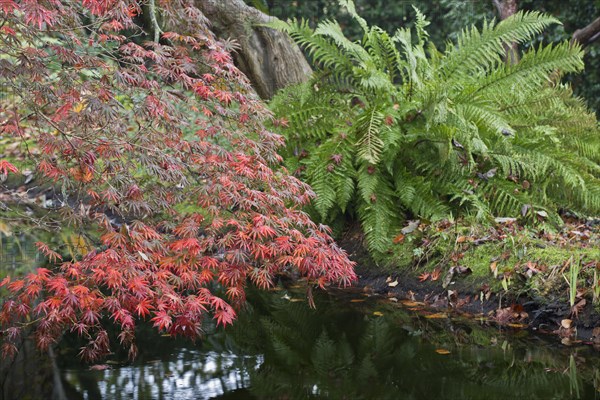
top-left (2, 229), bottom-right (600, 399)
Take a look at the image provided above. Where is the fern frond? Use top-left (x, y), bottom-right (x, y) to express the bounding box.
top-left (270, 5), bottom-right (600, 258)
top-left (355, 107), bottom-right (385, 163)
top-left (314, 19), bottom-right (370, 65)
top-left (357, 180), bottom-right (398, 255)
top-left (440, 11), bottom-right (560, 80)
top-left (338, 0), bottom-right (369, 32)
top-left (470, 41), bottom-right (584, 98)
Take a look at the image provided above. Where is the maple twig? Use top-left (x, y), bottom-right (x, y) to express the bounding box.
top-left (148, 0), bottom-right (162, 43)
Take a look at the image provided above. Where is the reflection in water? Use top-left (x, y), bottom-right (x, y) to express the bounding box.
top-left (2, 227), bottom-right (600, 399)
top-left (62, 350), bottom-right (261, 400)
top-left (52, 289), bottom-right (600, 400)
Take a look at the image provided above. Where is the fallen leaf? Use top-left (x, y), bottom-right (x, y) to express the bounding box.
top-left (350, 299), bottom-right (366, 303)
top-left (501, 276), bottom-right (508, 292)
top-left (425, 313), bottom-right (448, 319)
top-left (442, 269), bottom-right (454, 289)
top-left (430, 268), bottom-right (441, 281)
top-left (400, 300), bottom-right (424, 307)
top-left (495, 217), bottom-right (516, 224)
top-left (373, 311), bottom-right (384, 317)
top-left (507, 323), bottom-right (528, 329)
top-left (456, 236), bottom-right (467, 243)
top-left (561, 319), bottom-right (572, 329)
top-left (388, 297), bottom-right (398, 302)
top-left (536, 210), bottom-right (548, 218)
top-left (494, 307), bottom-right (513, 325)
top-left (454, 266), bottom-right (472, 275)
top-left (388, 279), bottom-right (399, 287)
top-left (435, 349), bottom-right (451, 355)
top-left (571, 299), bottom-right (586, 318)
top-left (401, 220), bottom-right (420, 235)
top-left (418, 272), bottom-right (430, 282)
top-left (490, 261), bottom-right (498, 278)
top-left (482, 167), bottom-right (497, 180)
top-left (393, 234), bottom-right (405, 244)
top-left (447, 290), bottom-right (458, 302)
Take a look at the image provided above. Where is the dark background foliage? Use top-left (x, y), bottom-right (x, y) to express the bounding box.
top-left (248, 0), bottom-right (600, 115)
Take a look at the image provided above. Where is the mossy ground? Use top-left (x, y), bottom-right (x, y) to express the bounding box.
top-left (342, 218), bottom-right (600, 340)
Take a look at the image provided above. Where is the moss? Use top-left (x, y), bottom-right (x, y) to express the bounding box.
top-left (372, 219), bottom-right (600, 303)
top-left (460, 243), bottom-right (500, 277)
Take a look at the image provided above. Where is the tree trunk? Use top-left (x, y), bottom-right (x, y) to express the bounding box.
top-left (195, 0), bottom-right (312, 99)
top-left (493, 0), bottom-right (519, 64)
top-left (572, 16), bottom-right (600, 48)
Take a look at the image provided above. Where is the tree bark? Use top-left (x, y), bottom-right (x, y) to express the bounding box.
top-left (493, 0), bottom-right (518, 20)
top-left (195, 0), bottom-right (312, 99)
top-left (492, 0), bottom-right (519, 64)
top-left (572, 16), bottom-right (600, 48)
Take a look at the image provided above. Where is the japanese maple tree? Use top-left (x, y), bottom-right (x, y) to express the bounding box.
top-left (0, 0), bottom-right (356, 361)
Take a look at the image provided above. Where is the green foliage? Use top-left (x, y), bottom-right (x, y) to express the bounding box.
top-left (270, 1), bottom-right (600, 257)
top-left (264, 0), bottom-right (600, 116)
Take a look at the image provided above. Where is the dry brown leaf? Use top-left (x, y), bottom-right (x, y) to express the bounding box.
top-left (400, 300), bottom-right (424, 307)
top-left (425, 313), bottom-right (448, 319)
top-left (490, 261), bottom-right (498, 277)
top-left (507, 323), bottom-right (528, 329)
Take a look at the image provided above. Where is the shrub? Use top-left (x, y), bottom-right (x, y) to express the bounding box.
top-left (0, 1), bottom-right (355, 360)
top-left (269, 1), bottom-right (600, 256)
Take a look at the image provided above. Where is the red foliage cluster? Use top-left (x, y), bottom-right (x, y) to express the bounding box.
top-left (0, 0), bottom-right (355, 360)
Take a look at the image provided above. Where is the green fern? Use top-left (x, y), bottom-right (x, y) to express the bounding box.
top-left (269, 0), bottom-right (600, 258)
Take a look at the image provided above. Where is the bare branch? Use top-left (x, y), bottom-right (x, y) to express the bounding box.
top-left (572, 16), bottom-right (600, 48)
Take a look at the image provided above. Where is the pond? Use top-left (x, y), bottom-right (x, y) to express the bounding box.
top-left (2, 230), bottom-right (600, 399)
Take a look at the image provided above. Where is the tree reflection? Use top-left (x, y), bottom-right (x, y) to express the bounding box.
top-left (226, 291), bottom-right (592, 400)
top-left (3, 286), bottom-right (600, 399)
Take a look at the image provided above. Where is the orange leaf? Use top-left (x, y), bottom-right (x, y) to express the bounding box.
top-left (393, 234), bottom-right (405, 244)
top-left (435, 349), bottom-right (451, 355)
top-left (418, 272), bottom-right (430, 282)
top-left (490, 261), bottom-right (498, 278)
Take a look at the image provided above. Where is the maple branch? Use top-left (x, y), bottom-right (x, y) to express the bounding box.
top-left (148, 0), bottom-right (162, 43)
